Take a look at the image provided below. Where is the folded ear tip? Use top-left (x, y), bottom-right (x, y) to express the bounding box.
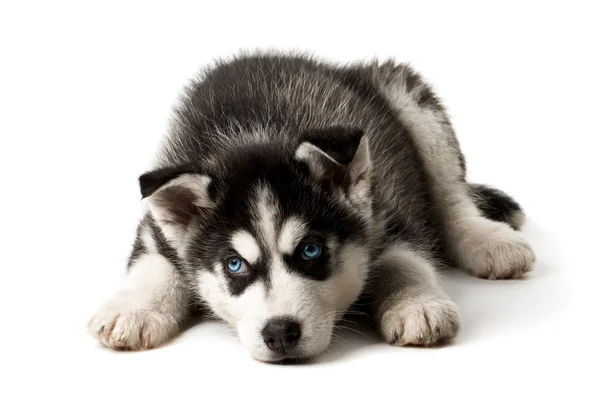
top-left (138, 170), bottom-right (162, 198)
top-left (139, 185), bottom-right (153, 199)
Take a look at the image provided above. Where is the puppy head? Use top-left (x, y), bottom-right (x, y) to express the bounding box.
top-left (140, 127), bottom-right (372, 361)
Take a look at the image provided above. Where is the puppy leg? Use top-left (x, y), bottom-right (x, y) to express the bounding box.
top-left (88, 216), bottom-right (190, 350)
top-left (372, 62), bottom-right (535, 279)
top-left (443, 205), bottom-right (535, 279)
top-left (371, 243), bottom-right (459, 346)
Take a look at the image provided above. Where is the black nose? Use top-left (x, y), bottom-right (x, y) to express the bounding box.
top-left (261, 316), bottom-right (301, 354)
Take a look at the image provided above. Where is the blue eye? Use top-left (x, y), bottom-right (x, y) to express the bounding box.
top-left (227, 257), bottom-right (246, 274)
top-left (302, 243), bottom-right (322, 260)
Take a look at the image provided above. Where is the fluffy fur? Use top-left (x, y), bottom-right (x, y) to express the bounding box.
top-left (88, 51), bottom-right (535, 361)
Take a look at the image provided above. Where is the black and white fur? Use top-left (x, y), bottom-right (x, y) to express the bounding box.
top-left (88, 52), bottom-right (535, 361)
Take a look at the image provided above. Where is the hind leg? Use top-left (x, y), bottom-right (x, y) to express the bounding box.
top-left (372, 62), bottom-right (535, 279)
top-left (441, 201), bottom-right (535, 279)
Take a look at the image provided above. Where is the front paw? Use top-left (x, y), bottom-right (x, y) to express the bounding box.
top-left (380, 297), bottom-right (460, 346)
top-left (87, 294), bottom-right (177, 350)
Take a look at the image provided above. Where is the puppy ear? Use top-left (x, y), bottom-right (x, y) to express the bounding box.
top-left (139, 166), bottom-right (214, 247)
top-left (295, 127), bottom-right (371, 203)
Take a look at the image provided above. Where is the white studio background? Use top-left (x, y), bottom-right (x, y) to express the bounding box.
top-left (0, 1), bottom-right (598, 408)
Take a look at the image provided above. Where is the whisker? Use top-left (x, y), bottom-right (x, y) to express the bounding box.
top-left (334, 324), bottom-right (376, 341)
top-left (330, 334), bottom-right (353, 348)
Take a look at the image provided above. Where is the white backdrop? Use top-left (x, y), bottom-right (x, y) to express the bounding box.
top-left (1, 1), bottom-right (598, 408)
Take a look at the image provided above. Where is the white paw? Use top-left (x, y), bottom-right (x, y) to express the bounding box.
top-left (458, 218), bottom-right (536, 279)
top-left (87, 293), bottom-right (178, 350)
top-left (380, 297), bottom-right (460, 346)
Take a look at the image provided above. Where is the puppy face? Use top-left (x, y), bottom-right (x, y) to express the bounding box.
top-left (193, 183), bottom-right (370, 361)
top-left (141, 127), bottom-right (372, 361)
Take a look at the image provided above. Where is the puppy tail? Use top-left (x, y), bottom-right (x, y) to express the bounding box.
top-left (468, 183), bottom-right (526, 230)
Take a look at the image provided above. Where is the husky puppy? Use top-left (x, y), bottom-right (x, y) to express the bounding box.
top-left (88, 52), bottom-right (535, 362)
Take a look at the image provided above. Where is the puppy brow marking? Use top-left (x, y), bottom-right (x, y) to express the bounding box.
top-left (278, 217), bottom-right (307, 254)
top-left (231, 231), bottom-right (261, 264)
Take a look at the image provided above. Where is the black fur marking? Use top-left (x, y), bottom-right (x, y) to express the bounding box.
top-left (416, 85), bottom-right (439, 109)
top-left (126, 213), bottom-right (182, 273)
top-left (283, 234), bottom-right (331, 281)
top-left (146, 214), bottom-right (181, 269)
top-left (219, 244), bottom-right (271, 296)
top-left (404, 70), bottom-right (420, 93)
top-left (224, 264), bottom-right (263, 297)
top-left (468, 183), bottom-right (522, 225)
top-left (127, 224), bottom-right (146, 270)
